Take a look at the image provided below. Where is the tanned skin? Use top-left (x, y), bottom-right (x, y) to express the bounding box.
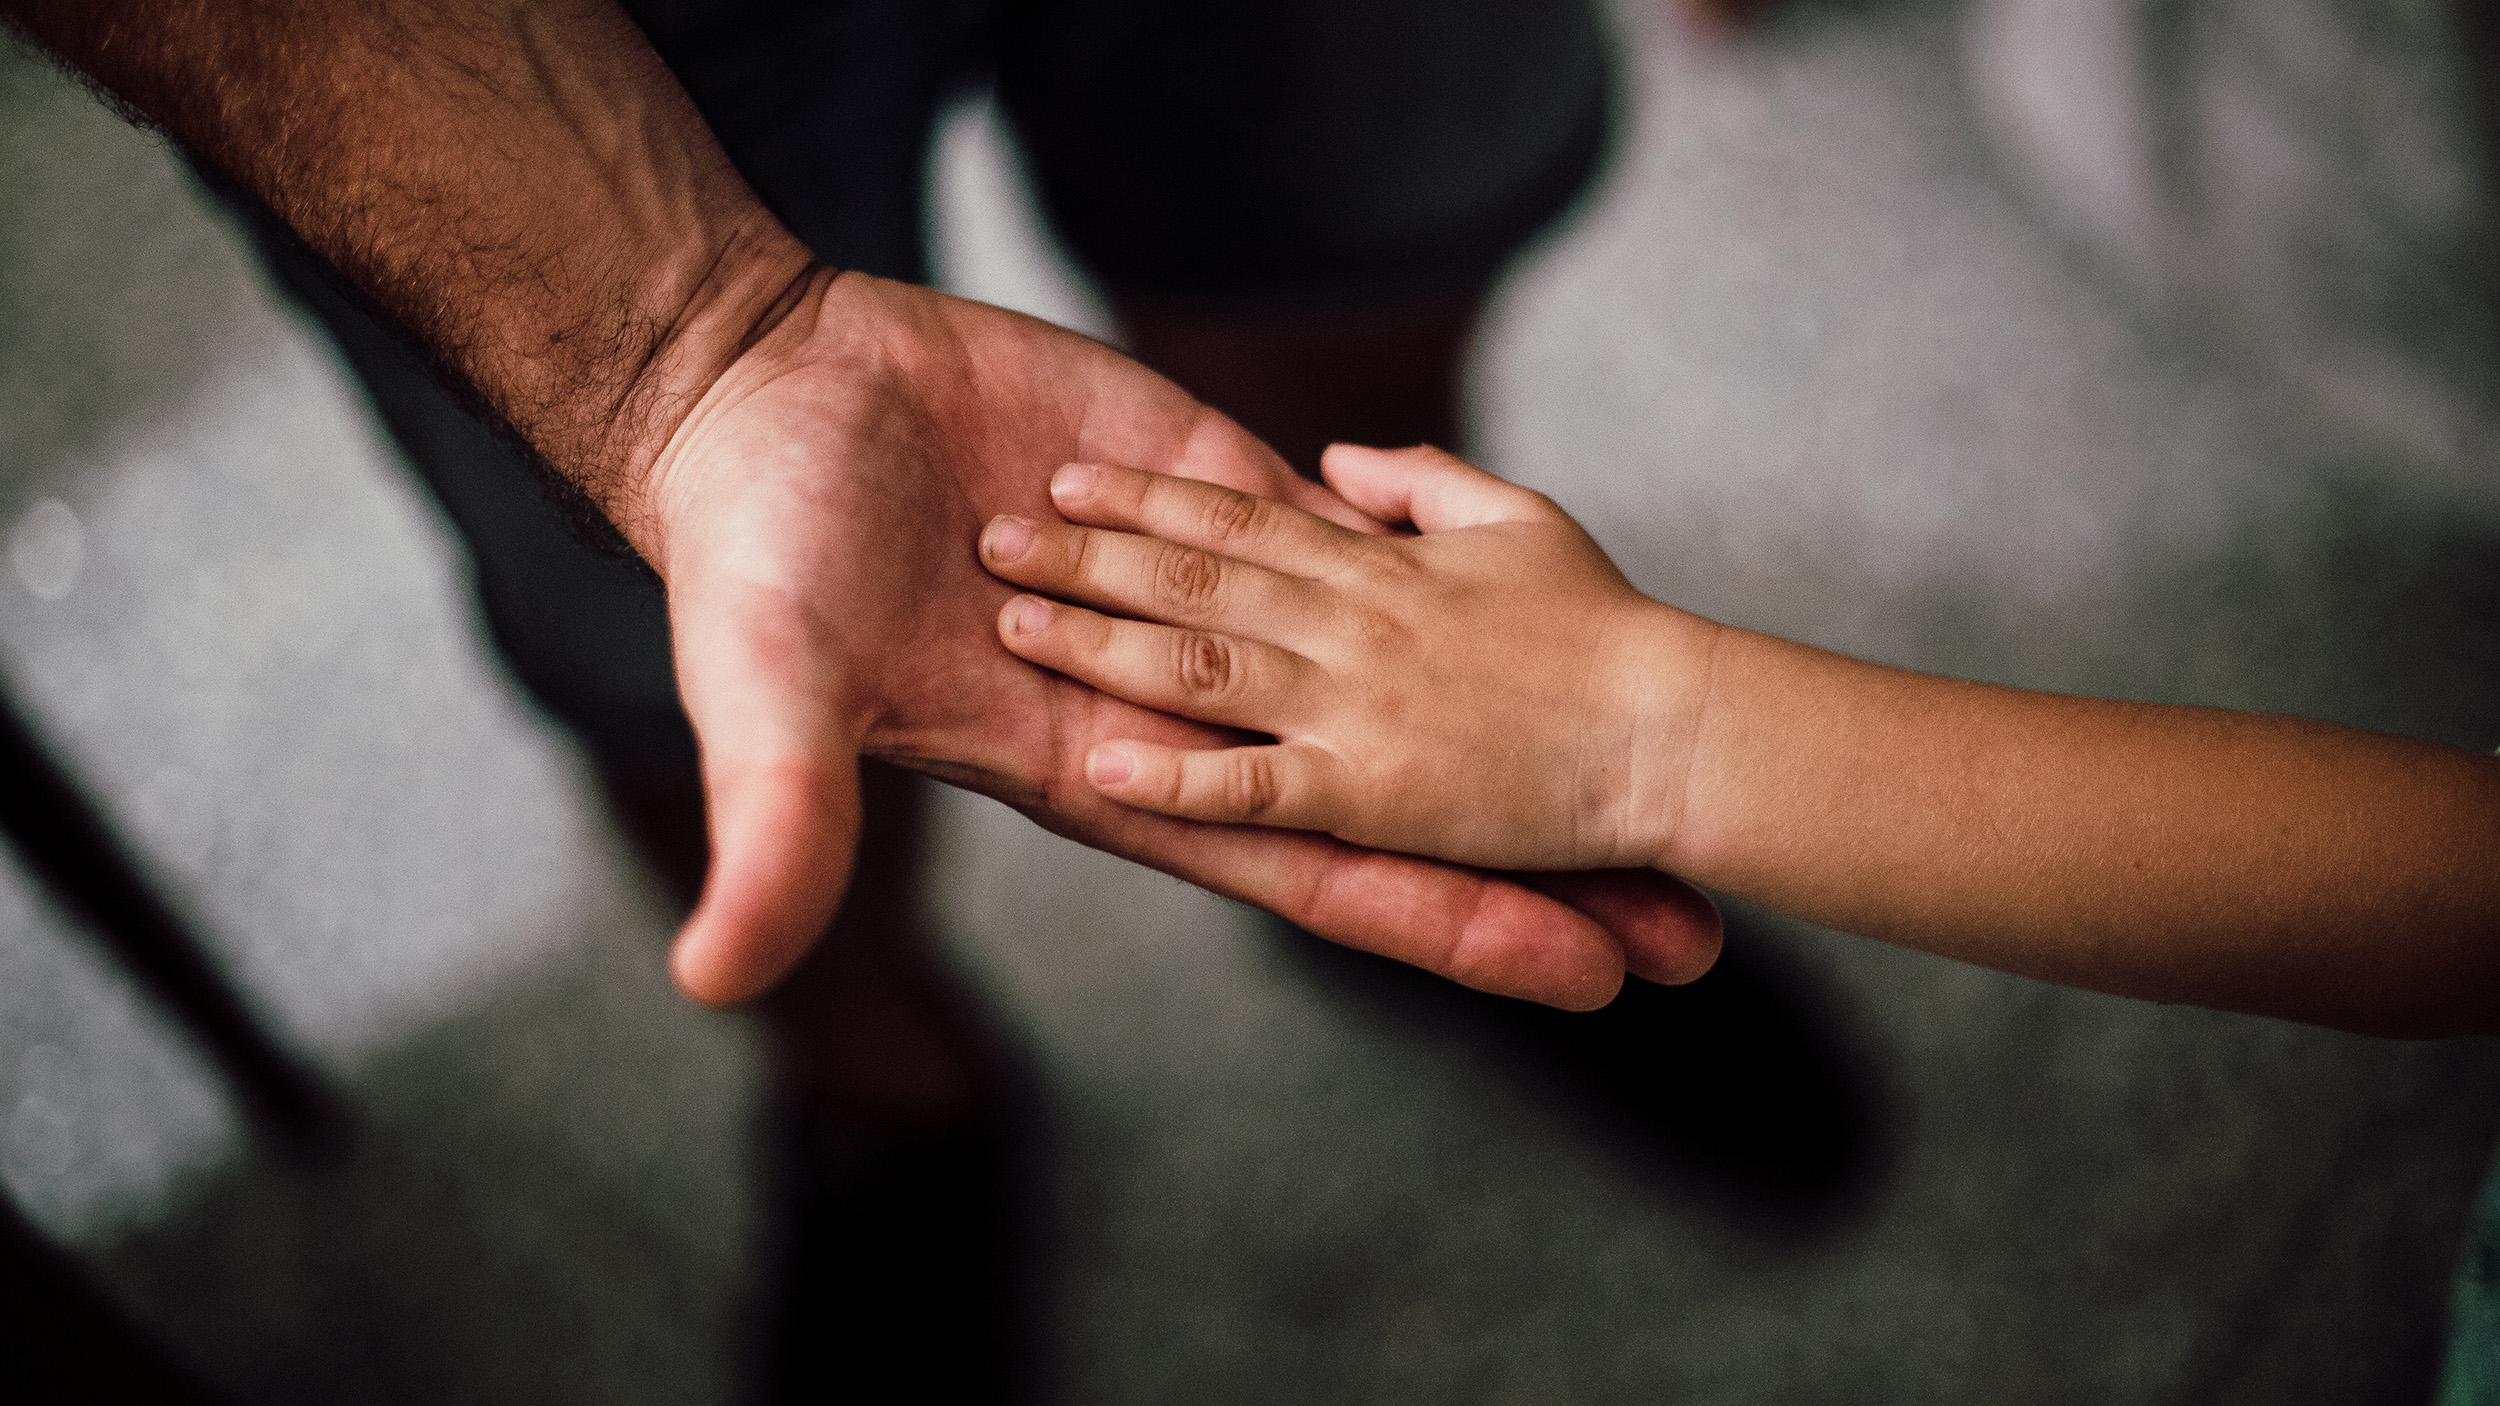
top-left (5, 0), bottom-right (1720, 1011)
top-left (13, 0), bottom-right (805, 516)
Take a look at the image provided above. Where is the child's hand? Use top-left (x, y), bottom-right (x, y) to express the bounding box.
top-left (978, 445), bottom-right (1722, 876)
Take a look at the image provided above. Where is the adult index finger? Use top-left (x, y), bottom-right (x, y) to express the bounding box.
top-left (1035, 777), bottom-right (1631, 1012)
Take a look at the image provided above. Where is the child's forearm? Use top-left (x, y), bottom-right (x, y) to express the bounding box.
top-left (972, 446), bottom-right (2495, 1027)
top-left (1652, 618), bottom-right (2500, 1035)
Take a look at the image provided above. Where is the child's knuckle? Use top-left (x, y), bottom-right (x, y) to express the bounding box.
top-left (1151, 544), bottom-right (1225, 614)
top-left (1068, 528), bottom-right (1104, 581)
top-left (1345, 605), bottom-right (1408, 654)
top-left (1197, 489), bottom-right (1266, 546)
top-left (1341, 542), bottom-right (1412, 592)
top-left (1174, 632), bottom-right (1239, 697)
top-left (1225, 751), bottom-right (1284, 818)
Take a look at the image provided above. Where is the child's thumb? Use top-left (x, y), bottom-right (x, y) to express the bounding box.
top-left (1318, 443), bottom-right (1560, 534)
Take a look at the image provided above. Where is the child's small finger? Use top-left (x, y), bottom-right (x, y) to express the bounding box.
top-left (1317, 444), bottom-right (1563, 535)
top-left (982, 512), bottom-right (1315, 637)
top-left (1050, 462), bottom-right (1363, 578)
top-left (1085, 739), bottom-right (1336, 831)
top-left (996, 595), bottom-right (1313, 733)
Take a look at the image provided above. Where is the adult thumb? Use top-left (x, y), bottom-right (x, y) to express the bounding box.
top-left (662, 583), bottom-right (869, 1006)
top-left (669, 752), bottom-right (864, 1006)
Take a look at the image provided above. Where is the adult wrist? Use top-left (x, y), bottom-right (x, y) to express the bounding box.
top-left (6, 0), bottom-right (823, 569)
top-left (590, 217), bottom-right (822, 564)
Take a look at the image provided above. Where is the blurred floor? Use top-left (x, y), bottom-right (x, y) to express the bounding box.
top-left (0, 26), bottom-right (769, 1404)
top-left (7, 0), bottom-right (2500, 1402)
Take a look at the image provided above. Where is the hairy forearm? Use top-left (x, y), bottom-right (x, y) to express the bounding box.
top-left (1656, 622), bottom-right (2500, 1035)
top-left (6, 0), bottom-right (814, 548)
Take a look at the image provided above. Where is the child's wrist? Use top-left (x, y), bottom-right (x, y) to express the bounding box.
top-left (1590, 598), bottom-right (1725, 871)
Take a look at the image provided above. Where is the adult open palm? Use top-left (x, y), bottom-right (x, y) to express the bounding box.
top-left (638, 273), bottom-right (1721, 1009)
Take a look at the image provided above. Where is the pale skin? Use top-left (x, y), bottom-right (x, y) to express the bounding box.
top-left (982, 445), bottom-right (2500, 1038)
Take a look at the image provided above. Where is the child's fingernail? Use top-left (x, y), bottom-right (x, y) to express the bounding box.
top-left (1088, 745), bottom-right (1134, 787)
top-left (983, 515), bottom-right (1034, 562)
top-left (1005, 595), bottom-right (1050, 635)
top-left (1053, 463), bottom-right (1099, 499)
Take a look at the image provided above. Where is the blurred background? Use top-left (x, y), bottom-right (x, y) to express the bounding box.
top-left (6, 0), bottom-right (2500, 1400)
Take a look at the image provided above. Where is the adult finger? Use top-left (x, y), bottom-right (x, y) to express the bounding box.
top-left (1048, 461), bottom-right (1363, 578)
top-left (1030, 771), bottom-right (1630, 1011)
top-left (996, 593), bottom-right (1317, 733)
top-left (1317, 443), bottom-right (1564, 534)
top-left (1527, 869), bottom-right (1723, 986)
top-left (980, 512), bottom-right (1315, 637)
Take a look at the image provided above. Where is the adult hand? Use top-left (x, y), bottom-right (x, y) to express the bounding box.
top-left (6, 0), bottom-right (1717, 1011)
top-left (637, 272), bottom-right (1722, 1010)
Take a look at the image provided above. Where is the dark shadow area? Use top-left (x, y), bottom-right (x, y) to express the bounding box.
top-left (96, 943), bottom-right (770, 1404)
top-left (1276, 904), bottom-right (1888, 1236)
top-left (73, 905), bottom-right (1048, 1405)
top-left (604, 764), bottom-right (1044, 1406)
top-left (766, 1091), bottom-right (1044, 1406)
top-left (0, 1188), bottom-right (231, 1406)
